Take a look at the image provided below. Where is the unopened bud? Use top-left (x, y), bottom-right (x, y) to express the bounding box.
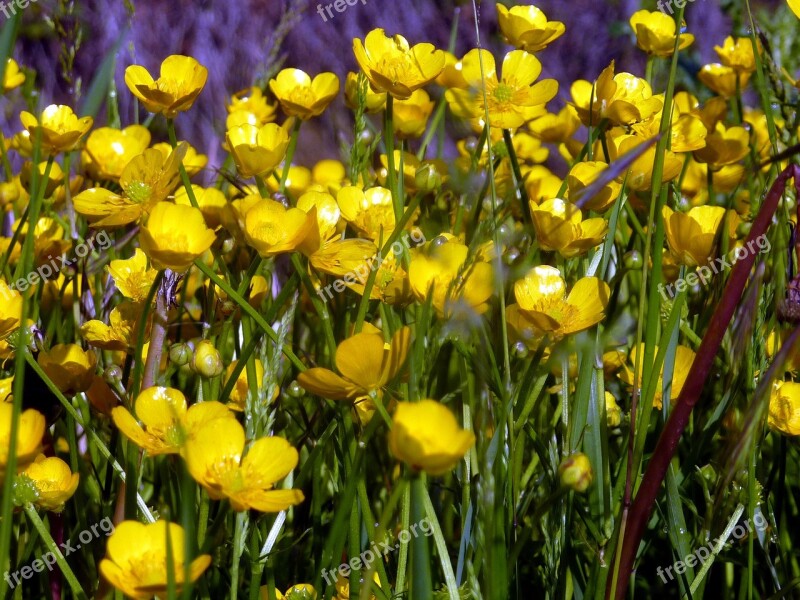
top-left (169, 343), bottom-right (193, 367)
top-left (415, 163), bottom-right (442, 193)
top-left (191, 340), bottom-right (223, 378)
top-left (559, 453), bottom-right (593, 493)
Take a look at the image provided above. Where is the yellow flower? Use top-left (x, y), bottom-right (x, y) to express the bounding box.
top-left (37, 344), bottom-right (96, 395)
top-left (769, 381), bottom-right (800, 436)
top-left (559, 453), bottom-right (593, 492)
top-left (151, 141), bottom-right (208, 177)
top-left (0, 280), bottom-right (23, 339)
top-left (124, 54), bottom-right (208, 117)
top-left (82, 125), bottom-right (151, 181)
top-left (408, 237), bottom-right (494, 316)
top-left (334, 572), bottom-right (380, 600)
top-left (530, 198), bottom-right (607, 258)
top-left (629, 10), bottom-right (694, 56)
top-left (81, 302), bottom-right (143, 351)
top-left (107, 249), bottom-right (158, 303)
top-left (506, 266), bottom-right (609, 345)
top-left (393, 89), bottom-right (435, 138)
top-left (22, 454), bottom-right (79, 511)
top-left (571, 61), bottom-right (662, 126)
top-left (496, 4), bottom-right (565, 52)
top-left (566, 161), bottom-right (621, 212)
top-left (698, 63), bottom-right (750, 98)
top-left (0, 404), bottom-right (46, 475)
top-left (609, 134), bottom-right (683, 191)
top-left (4, 58), bottom-right (25, 91)
top-left (605, 391), bottom-right (622, 427)
top-left (225, 359), bottom-right (265, 412)
top-left (312, 159), bottom-right (347, 191)
top-left (174, 185), bottom-right (227, 228)
top-left (445, 49), bottom-right (557, 129)
top-left (336, 185), bottom-right (395, 242)
top-left (790, 0), bottom-right (800, 18)
top-left (244, 197), bottom-right (316, 257)
top-left (436, 51), bottom-right (468, 89)
top-left (662, 205), bottom-right (727, 267)
top-left (100, 520), bottom-right (211, 599)
top-left (140, 202), bottom-right (216, 272)
top-left (714, 36), bottom-right (759, 74)
top-left (528, 105), bottom-right (580, 143)
top-left (73, 144), bottom-right (186, 227)
top-left (631, 112), bottom-right (708, 153)
top-left (353, 29), bottom-right (445, 100)
top-left (185, 417), bottom-right (305, 512)
top-left (19, 105), bottom-right (93, 155)
top-left (620, 344), bottom-right (695, 409)
top-left (269, 68), bottom-right (340, 120)
top-left (227, 86), bottom-right (277, 125)
top-left (226, 122), bottom-right (291, 179)
top-left (693, 122), bottom-right (749, 167)
top-left (389, 400), bottom-right (475, 476)
top-left (525, 165), bottom-right (563, 203)
top-left (344, 71), bottom-right (387, 113)
top-left (298, 325), bottom-right (410, 420)
top-left (112, 389), bottom-right (233, 455)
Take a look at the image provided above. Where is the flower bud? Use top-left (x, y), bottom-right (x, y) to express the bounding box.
top-left (169, 343), bottom-right (193, 367)
top-left (415, 163), bottom-right (442, 193)
top-left (605, 391), bottom-right (622, 427)
top-left (559, 453), bottom-right (593, 492)
top-left (191, 340), bottom-right (223, 377)
top-left (0, 181), bottom-right (20, 206)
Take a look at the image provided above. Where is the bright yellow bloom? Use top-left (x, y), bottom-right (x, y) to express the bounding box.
top-left (270, 68), bottom-right (339, 120)
top-left (22, 454), bottom-right (79, 511)
top-left (227, 86), bottom-right (277, 125)
top-left (435, 51), bottom-right (468, 89)
top-left (566, 161), bottom-right (621, 212)
top-left (0, 404), bottom-right (45, 475)
top-left (389, 400), bottom-right (475, 476)
top-left (353, 29), bottom-right (445, 100)
top-left (525, 165), bottom-right (563, 204)
top-left (124, 55), bottom-right (208, 117)
top-left (37, 344), bottom-right (96, 395)
top-left (769, 381), bottom-right (800, 436)
top-left (393, 89), bottom-right (435, 138)
top-left (140, 202), bottom-right (216, 272)
top-left (559, 453), bottom-right (593, 492)
top-left (571, 61), bottom-right (662, 126)
top-left (790, 0), bottom-right (800, 18)
top-left (408, 237), bottom-right (494, 316)
top-left (506, 266), bottom-right (609, 345)
top-left (81, 302), bottom-right (143, 351)
top-left (605, 391), bottom-right (622, 427)
top-left (73, 144), bottom-right (185, 227)
top-left (225, 359), bottom-right (265, 412)
top-left (107, 249), bottom-right (157, 303)
top-left (629, 10), bottom-right (694, 56)
top-left (334, 572), bottom-right (381, 600)
top-left (0, 280), bottom-right (23, 339)
top-left (226, 122), bottom-right (291, 179)
top-left (528, 105), bottom-right (580, 143)
top-left (336, 185), bottom-right (395, 241)
top-left (174, 184), bottom-right (227, 228)
top-left (662, 205), bottom-right (729, 267)
top-left (298, 326), bottom-right (410, 420)
top-left (185, 417), bottom-right (304, 512)
top-left (610, 134), bottom-right (683, 191)
top-left (632, 111), bottom-right (707, 153)
top-left (82, 125), bottom-right (151, 181)
top-left (496, 4), bottom-right (565, 52)
top-left (244, 197), bottom-right (316, 257)
top-left (311, 159), bottom-right (347, 191)
top-left (714, 36), bottom-right (759, 74)
top-left (620, 344), bottom-right (695, 409)
top-left (698, 63), bottom-right (750, 97)
top-left (100, 520), bottom-right (211, 599)
top-left (3, 58), bottom-right (25, 91)
top-left (445, 49), bottom-right (557, 129)
top-left (693, 122), bottom-right (749, 167)
top-left (531, 198), bottom-right (607, 257)
top-left (344, 71), bottom-right (387, 113)
top-left (19, 105), bottom-right (93, 155)
top-left (112, 389), bottom-right (234, 455)
top-left (151, 141), bottom-right (208, 177)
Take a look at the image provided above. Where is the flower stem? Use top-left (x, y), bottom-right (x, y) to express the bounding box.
top-left (278, 119), bottom-right (302, 196)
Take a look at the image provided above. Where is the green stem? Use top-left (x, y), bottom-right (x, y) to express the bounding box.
top-left (166, 118), bottom-right (200, 210)
top-left (278, 119), bottom-right (302, 196)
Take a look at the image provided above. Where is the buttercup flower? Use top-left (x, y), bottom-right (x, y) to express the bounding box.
top-left (139, 202), bottom-right (216, 272)
top-left (388, 400), bottom-right (475, 475)
top-left (226, 122), bottom-right (291, 179)
top-left (270, 68), bottom-right (340, 120)
top-left (353, 29), bottom-right (445, 99)
top-left (528, 105), bottom-right (580, 143)
top-left (662, 205), bottom-right (728, 267)
top-left (769, 381), bottom-right (800, 436)
top-left (620, 344), bottom-right (696, 409)
top-left (698, 63), bottom-right (750, 97)
top-left (4, 58), bottom-right (25, 92)
top-left (37, 344), bottom-right (96, 395)
top-left (151, 141), bottom-right (208, 177)
top-left (100, 520), bottom-right (211, 599)
top-left (244, 197), bottom-right (316, 257)
top-left (73, 144), bottom-right (186, 227)
top-left (336, 185), bottom-right (395, 241)
top-left (393, 89), bottom-right (435, 138)
top-left (227, 86), bottom-right (277, 125)
top-left (22, 454), bottom-right (79, 511)
top-left (0, 280), bottom-right (23, 339)
top-left (174, 185), bottom-right (227, 228)
top-left (496, 4), bottom-right (565, 53)
top-left (107, 248), bottom-right (158, 303)
top-left (506, 266), bottom-right (609, 345)
top-left (19, 105), bottom-right (93, 155)
top-left (445, 49), bottom-right (558, 130)
top-left (530, 198), bottom-right (607, 258)
top-left (82, 125), bottom-right (151, 181)
top-left (629, 10), bottom-right (694, 56)
top-left (693, 122), bottom-right (749, 167)
top-left (81, 302), bottom-right (143, 351)
top-left (566, 161), bottom-right (622, 212)
top-left (714, 36), bottom-right (759, 74)
top-left (185, 417), bottom-right (305, 512)
top-left (124, 54), bottom-right (208, 117)
top-left (0, 404), bottom-right (46, 475)
top-left (610, 134), bottom-right (683, 191)
top-left (559, 453), bottom-right (593, 492)
top-left (790, 0), bottom-right (800, 18)
top-left (225, 359), bottom-right (265, 411)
